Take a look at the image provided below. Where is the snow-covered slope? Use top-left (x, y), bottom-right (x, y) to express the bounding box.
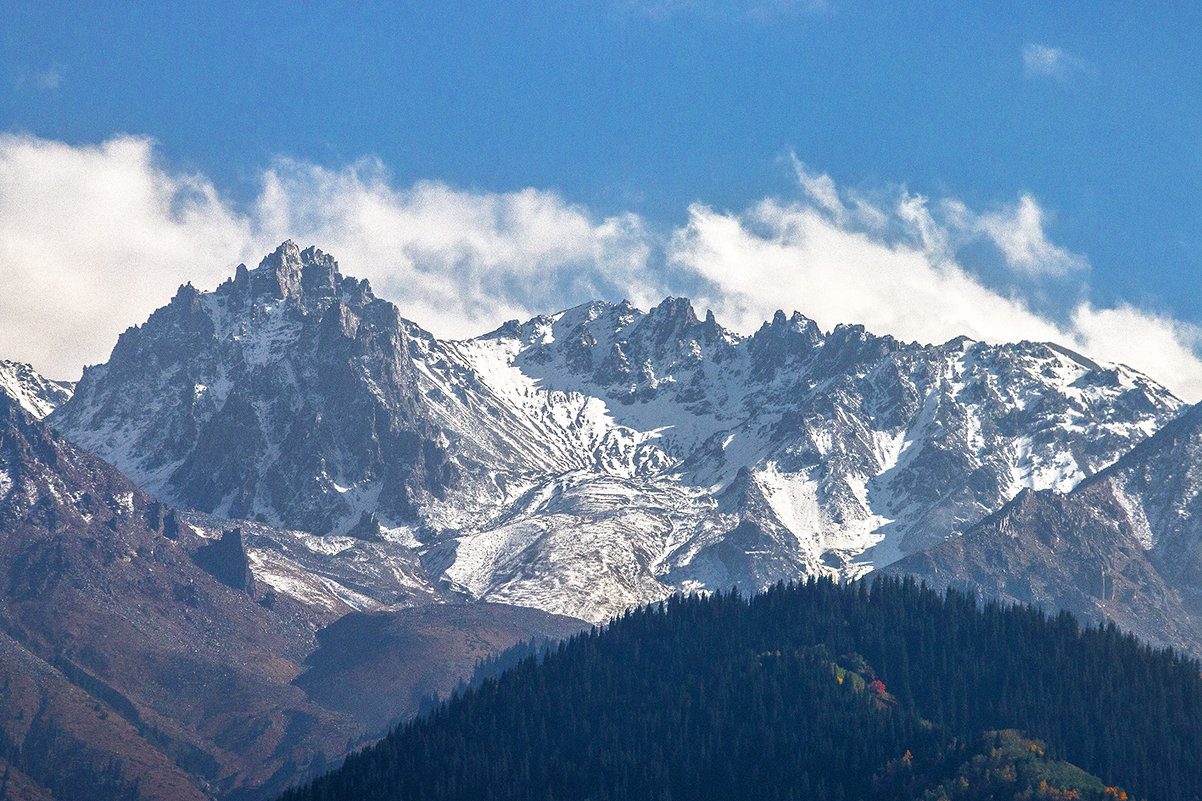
top-left (418, 299), bottom-right (1180, 620)
top-left (1079, 403), bottom-right (1202, 602)
top-left (0, 359), bottom-right (73, 418)
top-left (49, 242), bottom-right (1184, 622)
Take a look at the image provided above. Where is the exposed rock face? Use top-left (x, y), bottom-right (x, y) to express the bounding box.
top-left (193, 527), bottom-right (256, 595)
top-left (49, 243), bottom-right (1183, 623)
top-left (884, 402), bottom-right (1202, 657)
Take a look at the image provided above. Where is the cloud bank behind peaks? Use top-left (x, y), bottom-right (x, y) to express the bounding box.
top-left (673, 158), bottom-right (1072, 341)
top-left (669, 197), bottom-right (1066, 348)
top-left (0, 135), bottom-right (259, 379)
top-left (671, 160), bottom-right (1202, 399)
top-left (0, 134), bottom-right (660, 379)
top-left (253, 158), bottom-right (661, 336)
top-left (1, 134), bottom-right (1200, 400)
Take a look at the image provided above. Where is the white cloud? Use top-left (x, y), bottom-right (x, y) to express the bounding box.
top-left (0, 135), bottom-right (257, 380)
top-left (669, 198), bottom-right (1066, 348)
top-left (16, 65), bottom-right (66, 91)
top-left (1, 134), bottom-right (1200, 401)
top-left (792, 157), bottom-right (1085, 279)
top-left (252, 158), bottom-right (660, 338)
top-left (1023, 44), bottom-right (1084, 80)
top-left (975, 194), bottom-right (1087, 277)
top-left (1072, 304), bottom-right (1202, 398)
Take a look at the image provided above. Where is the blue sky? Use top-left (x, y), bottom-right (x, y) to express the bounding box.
top-left (2, 2), bottom-right (1201, 395)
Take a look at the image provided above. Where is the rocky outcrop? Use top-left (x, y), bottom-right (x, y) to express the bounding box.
top-left (192, 528), bottom-right (256, 595)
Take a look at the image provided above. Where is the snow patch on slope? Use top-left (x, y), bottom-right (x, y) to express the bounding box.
top-left (0, 360), bottom-right (74, 418)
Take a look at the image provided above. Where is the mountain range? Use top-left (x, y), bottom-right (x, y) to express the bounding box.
top-left (47, 241), bottom-right (1182, 623)
top-left (6, 240), bottom-right (1202, 798)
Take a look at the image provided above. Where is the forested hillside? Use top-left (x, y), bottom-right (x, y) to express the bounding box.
top-left (280, 578), bottom-right (1201, 801)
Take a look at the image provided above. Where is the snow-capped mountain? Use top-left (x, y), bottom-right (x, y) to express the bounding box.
top-left (50, 242), bottom-right (1184, 622)
top-left (0, 359), bottom-right (73, 418)
top-left (884, 401), bottom-right (1202, 656)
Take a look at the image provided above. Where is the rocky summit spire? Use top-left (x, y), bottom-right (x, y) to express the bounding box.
top-left (246, 240), bottom-right (345, 307)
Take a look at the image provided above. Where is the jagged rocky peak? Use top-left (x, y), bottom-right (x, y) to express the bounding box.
top-left (222, 240), bottom-right (373, 311)
top-left (482, 312), bottom-right (560, 347)
top-left (940, 334), bottom-right (975, 351)
top-left (253, 239), bottom-right (329, 302)
top-left (552, 299), bottom-right (638, 334)
top-left (513, 296), bottom-right (742, 385)
top-left (636, 296), bottom-right (733, 348)
top-left (748, 309), bottom-right (823, 372)
top-left (49, 241), bottom-right (458, 538)
top-left (821, 321), bottom-right (900, 364)
top-left (512, 297), bottom-right (730, 347)
top-left (643, 295), bottom-right (699, 334)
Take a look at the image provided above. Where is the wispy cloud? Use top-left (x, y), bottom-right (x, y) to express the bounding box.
top-left (20, 64), bottom-right (67, 90)
top-left (973, 195), bottom-right (1087, 277)
top-left (254, 157), bottom-right (659, 335)
top-left (1023, 44), bottom-right (1084, 81)
top-left (36, 65), bottom-right (65, 90)
top-left (669, 193), bottom-right (1067, 354)
top-left (791, 157), bottom-right (1086, 279)
top-left (1, 134), bottom-right (1199, 400)
top-left (1072, 304), bottom-right (1202, 400)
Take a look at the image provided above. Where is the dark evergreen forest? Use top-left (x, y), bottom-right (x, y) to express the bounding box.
top-left (280, 577), bottom-right (1202, 801)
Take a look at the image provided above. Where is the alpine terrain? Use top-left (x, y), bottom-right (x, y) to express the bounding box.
top-left (49, 241), bottom-right (1183, 624)
top-left (6, 240), bottom-right (1202, 800)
